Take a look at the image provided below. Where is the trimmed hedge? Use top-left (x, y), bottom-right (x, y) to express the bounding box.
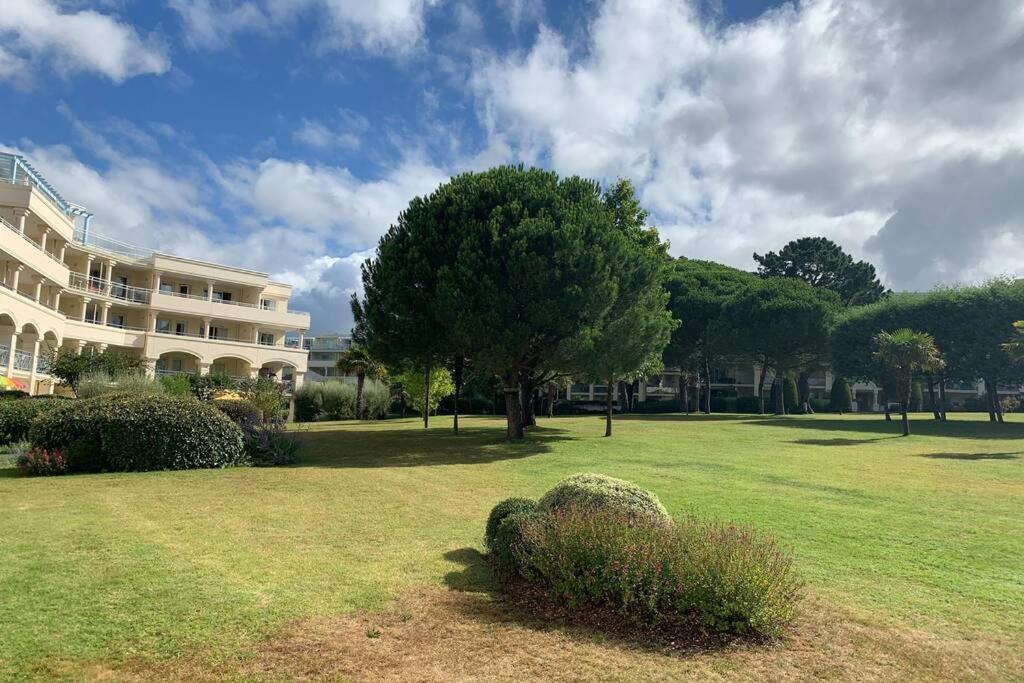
top-left (0, 397), bottom-right (63, 445)
top-left (29, 394), bottom-right (245, 472)
top-left (485, 497), bottom-right (537, 550)
top-left (491, 511), bottom-right (539, 578)
top-left (537, 473), bottom-right (669, 523)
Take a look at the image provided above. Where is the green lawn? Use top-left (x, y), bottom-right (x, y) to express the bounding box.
top-left (1, 413), bottom-right (1022, 680)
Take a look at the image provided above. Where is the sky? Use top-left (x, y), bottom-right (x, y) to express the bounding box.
top-left (2, 0), bottom-right (1023, 333)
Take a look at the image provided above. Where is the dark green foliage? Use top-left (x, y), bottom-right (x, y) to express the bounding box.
top-left (910, 381), bottom-right (924, 412)
top-left (243, 417), bottom-right (300, 467)
top-left (783, 376), bottom-right (799, 414)
top-left (485, 497), bottom-right (538, 550)
top-left (754, 236), bottom-right (887, 306)
top-left (212, 399), bottom-right (262, 426)
top-left (0, 390), bottom-right (29, 400)
top-left (735, 396), bottom-right (762, 413)
top-left (158, 373), bottom-right (192, 396)
top-left (29, 394), bottom-right (245, 472)
top-left (490, 511), bottom-right (539, 578)
top-left (829, 378), bottom-right (853, 412)
top-left (537, 473), bottom-right (669, 522)
top-left (0, 397), bottom-right (62, 445)
top-left (514, 507), bottom-right (802, 637)
top-left (188, 372), bottom-right (236, 401)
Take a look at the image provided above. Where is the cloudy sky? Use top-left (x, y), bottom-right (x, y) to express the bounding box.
top-left (2, 0), bottom-right (1022, 332)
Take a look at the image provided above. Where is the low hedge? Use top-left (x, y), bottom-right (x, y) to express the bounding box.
top-left (0, 397), bottom-right (63, 445)
top-left (537, 473), bottom-right (669, 523)
top-left (485, 497), bottom-right (537, 550)
top-left (29, 394), bottom-right (245, 472)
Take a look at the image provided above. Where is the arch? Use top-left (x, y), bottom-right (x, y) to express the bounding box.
top-left (210, 353), bottom-right (256, 367)
top-left (156, 348), bottom-right (204, 361)
top-left (0, 310), bottom-right (20, 330)
top-left (261, 358), bottom-right (300, 368)
top-left (210, 354), bottom-right (254, 380)
top-left (19, 322), bottom-right (40, 337)
top-left (156, 350), bottom-right (202, 376)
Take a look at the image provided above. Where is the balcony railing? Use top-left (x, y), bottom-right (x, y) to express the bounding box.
top-left (13, 349), bottom-right (32, 372)
top-left (0, 344), bottom-right (7, 367)
top-left (0, 152), bottom-right (76, 216)
top-left (36, 355), bottom-right (50, 375)
top-left (0, 214), bottom-right (67, 268)
top-left (72, 227), bottom-right (153, 261)
top-left (68, 273), bottom-right (151, 304)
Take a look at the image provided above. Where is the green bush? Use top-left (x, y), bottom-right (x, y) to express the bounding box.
top-left (0, 390), bottom-right (29, 400)
top-left (829, 377), bottom-right (853, 413)
top-left (293, 383), bottom-right (324, 422)
top-left (783, 376), bottom-right (799, 414)
top-left (537, 473), bottom-right (669, 523)
top-left (159, 374), bottom-right (193, 396)
top-left (361, 379), bottom-right (391, 419)
top-left (29, 394), bottom-right (245, 472)
top-left (244, 417), bottom-right (300, 467)
top-left (735, 396), bottom-right (761, 413)
top-left (212, 399), bottom-right (262, 426)
top-left (0, 397), bottom-right (63, 445)
top-left (485, 497), bottom-right (537, 550)
top-left (491, 511), bottom-right (539, 578)
top-left (188, 372), bottom-right (236, 401)
top-left (76, 371), bottom-right (164, 399)
top-left (518, 507), bottom-right (802, 637)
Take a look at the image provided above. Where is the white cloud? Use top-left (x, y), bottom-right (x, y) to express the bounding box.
top-left (293, 110), bottom-right (369, 151)
top-left (169, 0), bottom-right (442, 56)
top-left (471, 0), bottom-right (1024, 289)
top-left (0, 0), bottom-right (169, 83)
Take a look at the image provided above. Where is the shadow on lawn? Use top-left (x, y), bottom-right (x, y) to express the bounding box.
top-left (753, 417), bottom-right (1024, 440)
top-left (788, 437), bottom-right (891, 447)
top-left (440, 546), bottom-right (746, 658)
top-left (918, 451), bottom-right (1021, 460)
top-left (293, 423), bottom-right (570, 468)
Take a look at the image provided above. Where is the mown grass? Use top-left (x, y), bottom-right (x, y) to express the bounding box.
top-left (0, 413), bottom-right (1022, 680)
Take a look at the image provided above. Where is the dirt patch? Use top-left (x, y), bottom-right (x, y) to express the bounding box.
top-left (241, 587), bottom-right (1021, 682)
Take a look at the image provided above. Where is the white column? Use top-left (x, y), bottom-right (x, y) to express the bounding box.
top-left (298, 330), bottom-right (305, 347)
top-left (249, 367), bottom-right (260, 379)
top-left (100, 303), bottom-right (110, 326)
top-left (10, 265), bottom-right (22, 292)
top-left (40, 228), bottom-right (50, 252)
top-left (52, 289), bottom-right (62, 311)
top-left (13, 209), bottom-right (26, 234)
top-left (76, 341), bottom-right (87, 355)
top-left (58, 241), bottom-right (66, 263)
top-left (199, 362), bottom-right (211, 376)
top-left (86, 255), bottom-right (95, 288)
top-left (206, 280), bottom-right (215, 302)
top-left (27, 338), bottom-right (40, 395)
top-left (3, 331), bottom-right (16, 378)
top-left (80, 298), bottom-right (91, 322)
top-left (253, 328), bottom-right (260, 344)
top-left (203, 318), bottom-right (212, 338)
top-left (104, 261), bottom-right (115, 295)
top-left (292, 370), bottom-right (304, 390)
top-left (33, 278), bottom-right (44, 303)
top-left (153, 271), bottom-right (162, 291)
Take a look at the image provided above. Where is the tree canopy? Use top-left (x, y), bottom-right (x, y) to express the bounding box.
top-left (754, 236), bottom-right (887, 306)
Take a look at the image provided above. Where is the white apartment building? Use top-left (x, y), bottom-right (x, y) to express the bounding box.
top-left (303, 333), bottom-right (355, 380)
top-left (0, 152), bottom-right (309, 394)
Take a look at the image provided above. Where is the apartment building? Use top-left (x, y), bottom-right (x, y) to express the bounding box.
top-left (302, 333), bottom-right (355, 380)
top-left (0, 152), bottom-right (309, 395)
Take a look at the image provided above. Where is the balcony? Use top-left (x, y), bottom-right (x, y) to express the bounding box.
top-left (12, 349), bottom-right (32, 372)
top-left (0, 215), bottom-right (69, 284)
top-left (64, 319), bottom-right (147, 348)
top-left (151, 290), bottom-right (310, 328)
top-left (68, 273), bottom-right (151, 304)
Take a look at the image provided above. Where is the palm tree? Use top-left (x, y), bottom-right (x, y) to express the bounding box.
top-left (336, 346), bottom-right (385, 419)
top-left (872, 329), bottom-right (944, 436)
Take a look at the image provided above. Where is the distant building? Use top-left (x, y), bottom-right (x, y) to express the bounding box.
top-left (304, 332), bottom-right (355, 381)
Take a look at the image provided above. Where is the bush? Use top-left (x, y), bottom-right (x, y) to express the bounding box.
top-left (783, 376), bottom-right (799, 414)
top-left (30, 394), bottom-right (245, 472)
top-left (485, 497), bottom-right (537, 550)
top-left (0, 397), bottom-right (63, 445)
top-left (361, 379), bottom-right (391, 419)
top-left (735, 396), bottom-right (761, 414)
top-left (212, 399), bottom-right (262, 426)
top-left (321, 381), bottom-right (357, 420)
top-left (830, 377), bottom-right (853, 413)
top-left (0, 390), bottom-right (29, 400)
top-left (293, 382), bottom-right (324, 422)
top-left (537, 473), bottom-right (669, 523)
top-left (159, 374), bottom-right (193, 396)
top-left (188, 372), bottom-right (236, 401)
top-left (15, 446), bottom-right (69, 476)
top-left (237, 376), bottom-right (287, 420)
top-left (809, 398), bottom-right (830, 413)
top-left (491, 511), bottom-right (540, 578)
top-left (242, 415), bottom-right (300, 467)
top-left (518, 507), bottom-right (802, 637)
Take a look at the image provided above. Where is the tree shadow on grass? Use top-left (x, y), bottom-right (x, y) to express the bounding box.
top-left (293, 423), bottom-right (571, 468)
top-left (918, 452), bottom-right (1021, 460)
top-left (753, 417), bottom-right (1024, 440)
top-left (788, 437), bottom-right (892, 447)
top-left (617, 413), bottom-right (757, 423)
top-left (439, 546), bottom-right (752, 659)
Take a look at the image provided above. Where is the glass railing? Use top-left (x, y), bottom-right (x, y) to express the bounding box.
top-left (68, 273), bottom-right (151, 304)
top-left (0, 344), bottom-right (7, 367)
top-left (72, 227), bottom-right (153, 260)
top-left (13, 349), bottom-right (32, 371)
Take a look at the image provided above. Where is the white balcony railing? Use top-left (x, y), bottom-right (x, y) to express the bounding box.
top-left (0, 214), bottom-right (67, 268)
top-left (0, 344), bottom-right (7, 367)
top-left (13, 349), bottom-right (32, 372)
top-left (68, 273), bottom-right (151, 304)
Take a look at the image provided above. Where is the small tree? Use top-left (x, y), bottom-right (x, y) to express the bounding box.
top-left (397, 367), bottom-right (455, 419)
top-left (336, 347), bottom-right (386, 419)
top-left (47, 348), bottom-right (148, 395)
top-left (1004, 320), bottom-right (1024, 362)
top-left (872, 329), bottom-right (944, 436)
top-left (830, 377), bottom-right (853, 414)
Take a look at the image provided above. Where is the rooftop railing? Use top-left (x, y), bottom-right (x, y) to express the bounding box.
top-left (0, 152), bottom-right (77, 217)
top-left (72, 227), bottom-right (153, 261)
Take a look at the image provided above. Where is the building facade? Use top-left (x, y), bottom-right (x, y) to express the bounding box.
top-left (0, 152), bottom-right (309, 394)
top-left (302, 333), bottom-right (354, 380)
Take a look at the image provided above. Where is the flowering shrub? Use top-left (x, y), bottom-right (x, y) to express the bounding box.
top-left (511, 507), bottom-right (801, 638)
top-left (15, 447), bottom-right (69, 476)
top-left (242, 416), bottom-right (300, 467)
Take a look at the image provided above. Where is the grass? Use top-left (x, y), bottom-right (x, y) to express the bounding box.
top-left (0, 413), bottom-right (1022, 680)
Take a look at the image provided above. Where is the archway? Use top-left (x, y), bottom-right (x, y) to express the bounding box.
top-left (156, 351), bottom-right (202, 377)
top-left (210, 355), bottom-right (254, 380)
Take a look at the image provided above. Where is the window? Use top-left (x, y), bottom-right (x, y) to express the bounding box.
top-left (208, 326), bottom-right (222, 340)
top-left (178, 284), bottom-right (190, 296)
top-left (159, 282), bottom-right (173, 294)
top-left (156, 319), bottom-right (171, 333)
top-left (260, 299), bottom-right (277, 311)
top-left (211, 290), bottom-right (232, 302)
top-left (109, 314), bottom-right (125, 329)
top-left (175, 321), bottom-right (188, 336)
top-left (259, 332), bottom-right (275, 346)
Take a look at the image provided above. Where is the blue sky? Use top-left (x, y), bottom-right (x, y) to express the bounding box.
top-left (3, 1), bottom-right (1023, 332)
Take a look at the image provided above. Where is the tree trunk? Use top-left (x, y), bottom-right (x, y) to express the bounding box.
top-left (503, 374), bottom-right (523, 440)
top-left (678, 373), bottom-right (689, 415)
top-left (622, 381), bottom-right (635, 414)
top-left (703, 354), bottom-right (712, 414)
top-left (452, 355), bottom-right (464, 435)
top-left (521, 383), bottom-right (537, 427)
top-left (547, 383), bottom-right (556, 418)
top-left (756, 367), bottom-right (768, 415)
top-left (356, 372), bottom-right (365, 420)
top-left (422, 364), bottom-right (431, 429)
top-left (926, 374), bottom-right (940, 420)
top-left (900, 400), bottom-right (910, 436)
top-left (798, 371), bottom-right (812, 414)
top-left (694, 372), bottom-right (702, 415)
top-left (937, 372), bottom-right (948, 421)
top-left (605, 375), bottom-right (614, 437)
top-left (881, 388), bottom-right (891, 421)
top-left (772, 376), bottom-right (785, 416)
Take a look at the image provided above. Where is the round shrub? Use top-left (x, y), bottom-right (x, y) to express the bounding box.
top-left (485, 497), bottom-right (537, 550)
top-left (491, 511), bottom-right (539, 578)
top-left (537, 473), bottom-right (669, 523)
top-left (30, 394), bottom-right (245, 472)
top-left (0, 397), bottom-right (63, 445)
top-left (212, 398), bottom-right (262, 427)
